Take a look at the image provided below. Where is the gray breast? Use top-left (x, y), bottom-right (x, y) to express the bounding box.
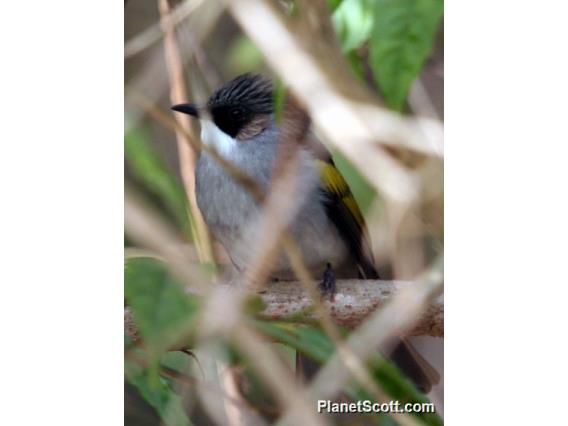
top-left (196, 153), bottom-right (262, 256)
top-left (195, 133), bottom-right (349, 277)
top-left (195, 129), bottom-right (276, 263)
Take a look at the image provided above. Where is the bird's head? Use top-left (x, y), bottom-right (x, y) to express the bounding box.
top-left (172, 73), bottom-right (274, 155)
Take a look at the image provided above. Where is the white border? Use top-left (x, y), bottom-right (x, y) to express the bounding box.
top-left (0, 1), bottom-right (123, 424)
top-left (446, 1), bottom-right (568, 424)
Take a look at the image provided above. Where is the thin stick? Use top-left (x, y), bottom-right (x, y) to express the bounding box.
top-left (158, 0), bottom-right (214, 264)
top-left (125, 0), bottom-right (208, 58)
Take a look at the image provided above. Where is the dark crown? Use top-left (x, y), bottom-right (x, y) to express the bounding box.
top-left (207, 73), bottom-right (273, 114)
top-left (206, 74), bottom-right (274, 138)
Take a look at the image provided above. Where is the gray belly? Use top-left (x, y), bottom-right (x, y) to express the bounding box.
top-left (195, 152), bottom-right (349, 277)
top-left (195, 154), bottom-right (260, 260)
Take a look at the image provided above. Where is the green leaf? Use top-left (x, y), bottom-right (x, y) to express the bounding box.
top-left (126, 362), bottom-right (194, 426)
top-left (370, 0), bottom-right (443, 110)
top-left (345, 49), bottom-right (367, 82)
top-left (272, 79), bottom-right (287, 124)
top-left (253, 321), bottom-right (335, 362)
top-left (125, 257), bottom-right (200, 360)
top-left (125, 128), bottom-right (190, 235)
top-left (332, 0), bottom-right (374, 52)
top-left (327, 0), bottom-right (345, 12)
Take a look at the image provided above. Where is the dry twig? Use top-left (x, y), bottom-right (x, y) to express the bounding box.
top-left (158, 0), bottom-right (214, 264)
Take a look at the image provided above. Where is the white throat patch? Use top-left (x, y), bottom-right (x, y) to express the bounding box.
top-left (200, 119), bottom-right (237, 157)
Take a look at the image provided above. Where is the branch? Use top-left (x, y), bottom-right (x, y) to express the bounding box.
top-left (124, 279), bottom-right (443, 341)
top-left (259, 279), bottom-right (443, 336)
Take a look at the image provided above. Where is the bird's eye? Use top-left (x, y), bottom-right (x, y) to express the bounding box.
top-left (231, 107), bottom-right (243, 118)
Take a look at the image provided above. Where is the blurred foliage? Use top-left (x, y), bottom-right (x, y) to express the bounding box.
top-left (125, 128), bottom-right (191, 237)
top-left (125, 258), bottom-right (200, 425)
top-left (344, 49), bottom-right (367, 82)
top-left (333, 0), bottom-right (374, 53)
top-left (227, 35), bottom-right (265, 75)
top-left (272, 79), bottom-right (287, 124)
top-left (125, 257), bottom-right (200, 363)
top-left (124, 257), bottom-right (442, 424)
top-left (331, 0), bottom-right (443, 111)
top-left (253, 321), bottom-right (442, 426)
top-left (369, 0), bottom-right (443, 110)
top-left (327, 0), bottom-right (345, 12)
top-left (126, 361), bottom-right (194, 426)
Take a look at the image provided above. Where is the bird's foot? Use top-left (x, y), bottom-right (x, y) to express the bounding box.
top-left (318, 263), bottom-right (336, 300)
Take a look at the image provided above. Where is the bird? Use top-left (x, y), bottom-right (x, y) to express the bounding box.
top-left (172, 73), bottom-right (438, 392)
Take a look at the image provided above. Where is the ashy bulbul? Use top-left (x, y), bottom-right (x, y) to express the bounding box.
top-left (172, 73), bottom-right (437, 391)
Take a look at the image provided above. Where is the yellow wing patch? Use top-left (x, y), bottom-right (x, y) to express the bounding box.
top-left (316, 160), bottom-right (365, 228)
top-left (316, 160), bottom-right (349, 195)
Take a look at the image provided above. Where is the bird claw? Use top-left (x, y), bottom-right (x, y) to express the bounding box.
top-left (318, 262), bottom-right (336, 300)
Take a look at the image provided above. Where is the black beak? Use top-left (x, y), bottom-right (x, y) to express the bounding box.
top-left (171, 103), bottom-right (199, 117)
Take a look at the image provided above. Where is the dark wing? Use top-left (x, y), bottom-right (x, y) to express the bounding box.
top-left (315, 156), bottom-right (379, 279)
top-left (280, 96), bottom-right (378, 278)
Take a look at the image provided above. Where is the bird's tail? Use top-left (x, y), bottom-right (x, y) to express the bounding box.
top-left (389, 338), bottom-right (440, 393)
